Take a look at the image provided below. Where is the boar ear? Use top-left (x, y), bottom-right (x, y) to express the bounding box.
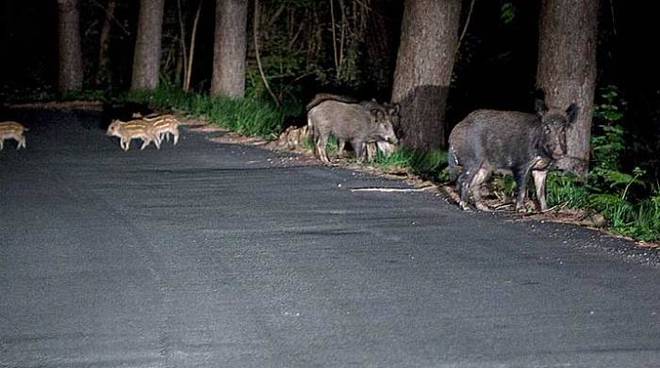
top-left (534, 98), bottom-right (548, 115)
top-left (390, 103), bottom-right (400, 115)
top-left (371, 109), bottom-right (385, 120)
top-left (533, 88), bottom-right (547, 115)
top-left (566, 103), bottom-right (579, 124)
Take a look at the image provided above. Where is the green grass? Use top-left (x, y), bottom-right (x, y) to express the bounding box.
top-left (373, 148), bottom-right (448, 180)
top-left (546, 172), bottom-right (591, 209)
top-left (547, 173), bottom-right (660, 242)
top-left (125, 87), bottom-right (285, 139)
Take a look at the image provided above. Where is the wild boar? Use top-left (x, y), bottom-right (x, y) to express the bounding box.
top-left (306, 94), bottom-right (400, 161)
top-left (0, 121), bottom-right (28, 150)
top-left (106, 119), bottom-right (161, 151)
top-left (307, 99), bottom-right (398, 163)
top-left (448, 100), bottom-right (578, 212)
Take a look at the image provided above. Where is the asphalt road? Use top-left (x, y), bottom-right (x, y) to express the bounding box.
top-left (1, 110), bottom-right (659, 368)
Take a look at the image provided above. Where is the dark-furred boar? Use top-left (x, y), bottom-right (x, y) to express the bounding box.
top-left (448, 100), bottom-right (578, 212)
top-left (307, 96), bottom-right (398, 163)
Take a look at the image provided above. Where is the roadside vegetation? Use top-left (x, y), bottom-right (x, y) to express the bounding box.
top-left (544, 87), bottom-right (660, 242)
top-left (124, 85), bottom-right (293, 139)
top-left (371, 87), bottom-right (659, 243)
top-left (3, 83), bottom-right (657, 243)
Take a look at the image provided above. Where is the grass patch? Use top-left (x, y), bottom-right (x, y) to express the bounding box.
top-left (373, 148), bottom-right (448, 180)
top-left (124, 86), bottom-right (285, 139)
top-left (547, 173), bottom-right (660, 242)
top-left (546, 173), bottom-right (591, 209)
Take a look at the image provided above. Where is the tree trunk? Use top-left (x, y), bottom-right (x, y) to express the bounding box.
top-left (96, 0), bottom-right (117, 87)
top-left (211, 0), bottom-right (248, 98)
top-left (131, 0), bottom-right (165, 91)
top-left (391, 0), bottom-right (461, 151)
top-left (536, 0), bottom-right (599, 176)
top-left (57, 0), bottom-right (83, 93)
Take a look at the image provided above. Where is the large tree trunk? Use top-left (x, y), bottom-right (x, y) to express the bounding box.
top-left (210, 0), bottom-right (248, 98)
top-left (536, 0), bottom-right (599, 176)
top-left (131, 0), bottom-right (165, 91)
top-left (96, 0), bottom-right (117, 87)
top-left (391, 0), bottom-right (461, 151)
top-left (57, 0), bottom-right (83, 93)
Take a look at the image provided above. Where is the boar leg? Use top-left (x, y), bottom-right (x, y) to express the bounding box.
top-left (316, 134), bottom-right (331, 163)
top-left (153, 134), bottom-right (161, 149)
top-left (459, 166), bottom-right (479, 210)
top-left (366, 143), bottom-right (378, 161)
top-left (532, 170), bottom-right (548, 212)
top-left (0, 139), bottom-right (4, 150)
top-left (513, 167), bottom-right (532, 212)
top-left (470, 167), bottom-right (492, 211)
top-left (172, 129), bottom-right (180, 145)
top-left (19, 136), bottom-right (26, 149)
top-left (377, 141), bottom-right (395, 157)
top-left (352, 139), bottom-right (366, 162)
top-left (337, 139), bottom-right (346, 156)
top-left (121, 138), bottom-right (129, 151)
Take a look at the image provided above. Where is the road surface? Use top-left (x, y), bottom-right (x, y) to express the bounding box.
top-left (1, 109), bottom-right (659, 367)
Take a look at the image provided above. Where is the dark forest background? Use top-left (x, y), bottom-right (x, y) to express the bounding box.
top-left (0, 0), bottom-right (658, 172)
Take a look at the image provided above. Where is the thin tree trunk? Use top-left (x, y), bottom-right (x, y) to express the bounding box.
top-left (252, 0), bottom-right (279, 106)
top-left (57, 0), bottom-right (83, 93)
top-left (96, 0), bottom-right (116, 87)
top-left (210, 0), bottom-right (248, 98)
top-left (391, 0), bottom-right (462, 151)
top-left (131, 0), bottom-right (165, 91)
top-left (536, 0), bottom-right (599, 176)
top-left (176, 0), bottom-right (189, 87)
top-left (184, 0), bottom-right (204, 92)
top-left (329, 0), bottom-right (339, 76)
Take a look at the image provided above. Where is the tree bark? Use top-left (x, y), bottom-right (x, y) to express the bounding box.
top-left (536, 0), bottom-right (599, 176)
top-left (57, 0), bottom-right (83, 93)
top-left (184, 0), bottom-right (204, 92)
top-left (131, 0), bottom-right (165, 91)
top-left (211, 0), bottom-right (248, 98)
top-left (391, 0), bottom-right (461, 151)
top-left (96, 0), bottom-right (117, 87)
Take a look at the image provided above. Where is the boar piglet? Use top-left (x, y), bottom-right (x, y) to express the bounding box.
top-left (448, 100), bottom-right (578, 212)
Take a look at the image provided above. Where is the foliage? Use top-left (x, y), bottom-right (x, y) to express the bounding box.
top-left (245, 0), bottom-right (388, 105)
top-left (500, 3), bottom-right (517, 25)
top-left (125, 86), bottom-right (284, 139)
top-left (374, 148), bottom-right (448, 181)
top-left (545, 86), bottom-right (659, 242)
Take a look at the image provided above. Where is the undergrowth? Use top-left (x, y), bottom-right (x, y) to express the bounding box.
top-left (545, 87), bottom-right (659, 242)
top-left (124, 86), bottom-right (287, 139)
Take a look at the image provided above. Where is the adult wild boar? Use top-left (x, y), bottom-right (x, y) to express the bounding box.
top-left (307, 99), bottom-right (398, 163)
top-left (448, 100), bottom-right (578, 212)
top-left (306, 94), bottom-right (400, 160)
